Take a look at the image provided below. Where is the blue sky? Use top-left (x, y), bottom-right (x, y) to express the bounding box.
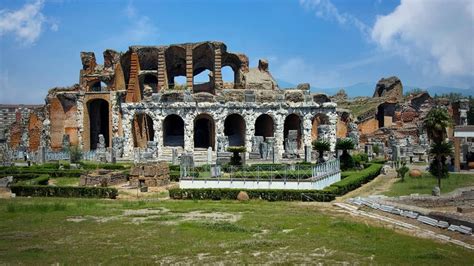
top-left (0, 0), bottom-right (473, 103)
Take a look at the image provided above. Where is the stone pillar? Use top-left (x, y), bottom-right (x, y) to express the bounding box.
top-left (154, 114), bottom-right (163, 158)
top-left (207, 147), bottom-right (212, 165)
top-left (185, 45), bottom-right (193, 91)
top-left (184, 113), bottom-right (194, 153)
top-left (303, 114), bottom-right (313, 149)
top-left (122, 109), bottom-right (135, 158)
top-left (454, 137), bottom-right (461, 172)
top-left (328, 111), bottom-right (338, 152)
top-left (244, 115), bottom-right (256, 160)
top-left (274, 114), bottom-right (284, 161)
top-left (214, 47), bottom-right (223, 90)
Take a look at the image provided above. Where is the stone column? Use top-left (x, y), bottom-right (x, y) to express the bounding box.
top-left (154, 113), bottom-right (163, 158)
top-left (185, 45), bottom-right (193, 91)
top-left (327, 111), bottom-right (338, 152)
top-left (184, 112), bottom-right (195, 153)
top-left (244, 115), bottom-right (256, 160)
top-left (214, 47), bottom-right (223, 90)
top-left (274, 113), bottom-right (284, 161)
top-left (303, 113), bottom-right (313, 150)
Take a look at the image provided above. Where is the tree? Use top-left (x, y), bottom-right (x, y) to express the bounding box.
top-left (312, 139), bottom-right (330, 163)
top-left (336, 138), bottom-right (355, 170)
top-left (423, 107), bottom-right (453, 190)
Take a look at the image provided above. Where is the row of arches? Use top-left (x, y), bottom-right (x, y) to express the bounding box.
top-left (129, 113), bottom-right (328, 150)
top-left (85, 99), bottom-right (331, 151)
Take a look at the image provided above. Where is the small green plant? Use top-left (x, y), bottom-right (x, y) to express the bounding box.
top-left (395, 161), bottom-right (409, 182)
top-left (312, 139), bottom-right (330, 162)
top-left (227, 146), bottom-right (246, 166)
top-left (69, 145), bottom-right (83, 163)
top-left (372, 145), bottom-right (380, 155)
top-left (336, 138), bottom-right (355, 170)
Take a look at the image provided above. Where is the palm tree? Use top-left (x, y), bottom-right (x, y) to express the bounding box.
top-left (423, 107), bottom-right (453, 189)
top-left (312, 139), bottom-right (330, 163)
top-left (336, 138), bottom-right (355, 170)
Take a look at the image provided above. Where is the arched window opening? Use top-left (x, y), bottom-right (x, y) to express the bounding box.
top-left (163, 114), bottom-right (184, 147)
top-left (284, 114), bottom-right (302, 149)
top-left (224, 114), bottom-right (246, 146)
top-left (194, 114), bottom-right (215, 150)
top-left (87, 99), bottom-right (109, 150)
top-left (143, 74), bottom-right (158, 93)
top-left (221, 66), bottom-right (235, 89)
top-left (254, 114), bottom-right (274, 139)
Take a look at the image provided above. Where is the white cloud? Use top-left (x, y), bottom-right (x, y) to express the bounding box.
top-left (371, 0), bottom-right (474, 77)
top-left (299, 0), bottom-right (370, 36)
top-left (0, 0), bottom-right (57, 45)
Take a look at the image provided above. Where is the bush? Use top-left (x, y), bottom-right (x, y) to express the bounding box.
top-left (69, 145), bottom-right (82, 163)
top-left (352, 153), bottom-right (368, 168)
top-left (17, 175), bottom-right (50, 185)
top-left (10, 185), bottom-right (118, 199)
top-left (340, 153), bottom-right (355, 171)
top-left (169, 188), bottom-right (335, 202)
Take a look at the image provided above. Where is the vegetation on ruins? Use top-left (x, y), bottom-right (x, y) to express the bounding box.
top-left (423, 107), bottom-right (453, 189)
top-left (312, 139), bottom-right (330, 162)
top-left (336, 138), bottom-right (355, 170)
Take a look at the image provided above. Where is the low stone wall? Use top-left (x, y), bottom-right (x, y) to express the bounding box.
top-left (80, 170), bottom-right (128, 187)
top-left (129, 162), bottom-right (170, 187)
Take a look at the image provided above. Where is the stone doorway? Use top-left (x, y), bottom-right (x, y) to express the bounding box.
top-left (87, 99), bottom-right (109, 150)
top-left (163, 114), bottom-right (184, 147)
top-left (255, 114), bottom-right (274, 139)
top-left (284, 114), bottom-right (302, 149)
top-left (194, 114), bottom-right (215, 150)
top-left (224, 114), bottom-right (246, 146)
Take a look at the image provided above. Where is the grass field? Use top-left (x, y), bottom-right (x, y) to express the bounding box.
top-left (384, 172), bottom-right (474, 197)
top-left (0, 198), bottom-right (472, 264)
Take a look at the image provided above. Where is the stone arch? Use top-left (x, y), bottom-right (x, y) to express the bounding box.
top-left (142, 74), bottom-right (158, 93)
top-left (284, 113), bottom-right (302, 149)
top-left (193, 43), bottom-right (215, 94)
top-left (165, 46), bottom-right (186, 89)
top-left (255, 114), bottom-right (274, 139)
top-left (222, 53), bottom-right (242, 89)
top-left (194, 113), bottom-right (215, 150)
top-left (87, 99), bottom-right (109, 150)
top-left (224, 113), bottom-right (246, 146)
top-left (163, 114), bottom-right (184, 147)
top-left (311, 113), bottom-right (330, 141)
top-left (132, 113), bottom-right (154, 148)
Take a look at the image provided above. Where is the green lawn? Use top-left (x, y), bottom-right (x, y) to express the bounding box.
top-left (0, 198), bottom-right (472, 264)
top-left (384, 172), bottom-right (474, 197)
top-left (50, 177), bottom-right (80, 186)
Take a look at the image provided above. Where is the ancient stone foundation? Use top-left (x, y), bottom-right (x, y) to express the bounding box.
top-left (129, 162), bottom-right (170, 187)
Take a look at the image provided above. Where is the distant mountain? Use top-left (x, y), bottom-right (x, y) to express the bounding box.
top-left (276, 78), bottom-right (473, 98)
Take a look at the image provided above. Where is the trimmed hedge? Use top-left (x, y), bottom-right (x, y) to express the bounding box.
top-left (10, 185), bottom-right (118, 199)
top-left (16, 175), bottom-right (50, 186)
top-left (169, 188), bottom-right (335, 202)
top-left (0, 168), bottom-right (84, 177)
top-left (325, 163), bottom-right (383, 195)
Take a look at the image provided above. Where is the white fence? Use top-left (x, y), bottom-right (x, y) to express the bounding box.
top-left (179, 160), bottom-right (341, 190)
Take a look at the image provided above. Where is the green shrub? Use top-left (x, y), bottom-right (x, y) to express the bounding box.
top-left (325, 163), bottom-right (382, 195)
top-left (169, 188), bottom-right (335, 202)
top-left (17, 175), bottom-right (50, 186)
top-left (352, 153), bottom-right (368, 168)
top-left (69, 145), bottom-right (82, 163)
top-left (340, 153), bottom-right (355, 171)
top-left (10, 185), bottom-right (118, 199)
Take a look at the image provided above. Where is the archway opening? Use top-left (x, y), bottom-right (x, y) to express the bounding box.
top-left (255, 114), bottom-right (274, 139)
top-left (224, 114), bottom-right (246, 146)
top-left (284, 114), bottom-right (302, 149)
top-left (132, 113), bottom-right (154, 148)
top-left (194, 114), bottom-right (215, 150)
top-left (311, 113), bottom-right (330, 141)
top-left (221, 66), bottom-right (236, 89)
top-left (143, 74), bottom-right (158, 93)
top-left (193, 43), bottom-right (214, 94)
top-left (87, 99), bottom-right (109, 150)
top-left (163, 114), bottom-right (184, 147)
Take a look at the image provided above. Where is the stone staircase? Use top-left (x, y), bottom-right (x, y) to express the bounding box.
top-left (193, 148), bottom-right (213, 165)
top-left (160, 146), bottom-right (183, 162)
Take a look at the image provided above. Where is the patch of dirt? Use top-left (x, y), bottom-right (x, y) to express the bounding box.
top-left (337, 170), bottom-right (397, 201)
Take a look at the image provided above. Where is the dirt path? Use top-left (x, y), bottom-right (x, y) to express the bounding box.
top-left (336, 169), bottom-right (398, 202)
